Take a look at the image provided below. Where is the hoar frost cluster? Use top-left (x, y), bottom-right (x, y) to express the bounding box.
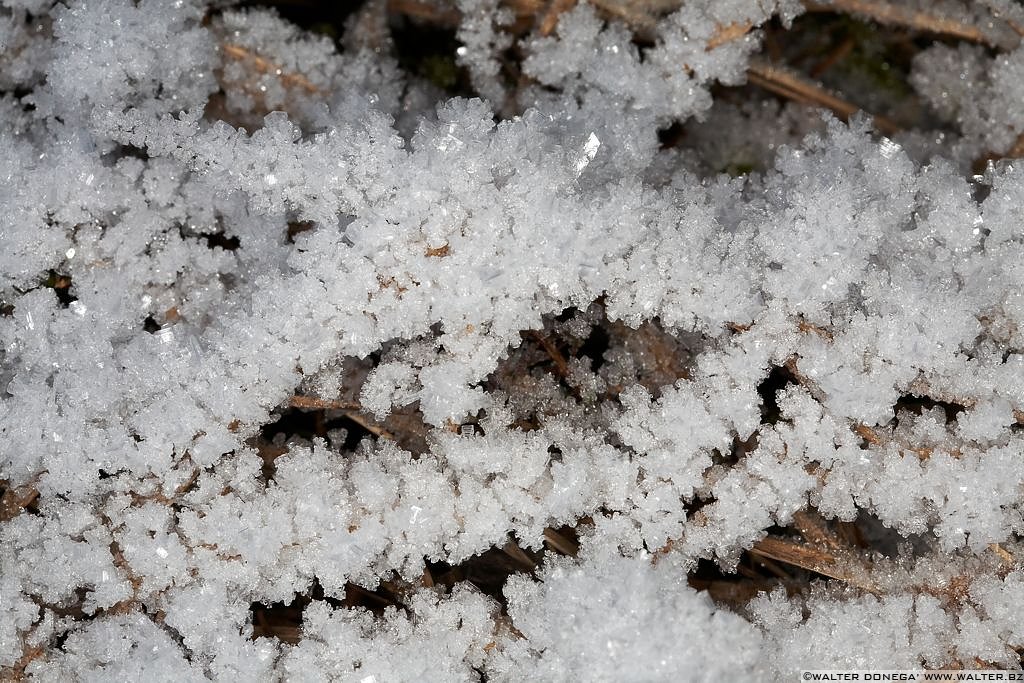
top-left (2, 0), bottom-right (1024, 679)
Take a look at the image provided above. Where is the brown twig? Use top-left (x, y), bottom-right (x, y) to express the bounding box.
top-left (525, 330), bottom-right (570, 378)
top-left (387, 0), bottom-right (463, 26)
top-left (105, 539), bottom-right (144, 615)
top-left (0, 483), bottom-right (39, 522)
top-left (288, 396), bottom-right (362, 411)
top-left (1004, 134), bottom-right (1024, 159)
top-left (750, 554), bottom-right (793, 579)
top-left (853, 423), bottom-right (883, 446)
top-left (543, 527), bottom-right (579, 556)
top-left (502, 539), bottom-right (538, 568)
top-left (809, 35), bottom-right (855, 78)
top-left (753, 536), bottom-right (839, 581)
top-left (707, 21), bottom-right (754, 50)
top-left (384, 0), bottom-right (1014, 54)
top-left (130, 467), bottom-right (201, 506)
top-left (1, 642), bottom-right (45, 682)
top-left (791, 509), bottom-right (845, 551)
top-left (749, 536), bottom-right (873, 588)
top-left (343, 411), bottom-right (396, 440)
top-left (538, 0), bottom-right (576, 36)
top-left (803, 0), bottom-right (1015, 48)
top-left (989, 543), bottom-right (1015, 567)
top-left (586, 0), bottom-right (659, 33)
top-left (287, 395), bottom-right (397, 440)
top-left (221, 43), bottom-right (321, 95)
top-left (975, 132), bottom-right (1024, 172)
top-left (746, 59), bottom-right (900, 135)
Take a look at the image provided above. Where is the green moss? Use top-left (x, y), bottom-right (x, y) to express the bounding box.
top-left (421, 54), bottom-right (460, 91)
top-left (723, 161), bottom-right (756, 177)
top-left (834, 18), bottom-right (913, 98)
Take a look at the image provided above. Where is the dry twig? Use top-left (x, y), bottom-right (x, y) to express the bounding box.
top-left (525, 329), bottom-right (570, 378)
top-left (221, 43), bottom-right (320, 95)
top-left (538, 0), bottom-right (576, 36)
top-left (0, 483), bottom-right (39, 522)
top-left (707, 21), bottom-right (754, 50)
top-left (502, 539), bottom-right (538, 568)
top-left (804, 0), bottom-right (1016, 48)
top-left (344, 411), bottom-right (397, 441)
top-left (746, 58), bottom-right (900, 135)
top-left (288, 396), bottom-right (362, 411)
top-left (543, 527), bottom-right (579, 556)
top-left (288, 395), bottom-right (396, 441)
top-left (750, 536), bottom-right (875, 590)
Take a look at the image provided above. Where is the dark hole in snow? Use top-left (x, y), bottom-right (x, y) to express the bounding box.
top-left (712, 433), bottom-right (759, 467)
top-left (261, 407), bottom-right (369, 449)
top-left (287, 220), bottom-right (316, 243)
top-left (425, 543), bottom-right (541, 607)
top-left (9, 85), bottom-right (34, 102)
top-left (239, 1), bottom-right (360, 38)
top-left (578, 324), bottom-right (610, 371)
top-left (115, 143), bottom-right (150, 162)
top-left (688, 556), bottom-right (736, 585)
top-left (657, 121), bottom-right (686, 149)
top-left (893, 394), bottom-right (965, 424)
top-left (250, 595), bottom-right (307, 644)
top-left (199, 231), bottom-right (240, 251)
top-left (757, 364), bottom-right (799, 425)
top-left (251, 578), bottom-right (410, 644)
top-left (142, 315), bottom-right (161, 333)
top-left (853, 509), bottom-right (931, 557)
top-left (555, 306), bottom-right (579, 323)
top-left (391, 19), bottom-right (475, 97)
top-left (254, 407), bottom-right (374, 481)
top-left (45, 270), bottom-right (75, 308)
top-left (51, 629), bottom-right (71, 652)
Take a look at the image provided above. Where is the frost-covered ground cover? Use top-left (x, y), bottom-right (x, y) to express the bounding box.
top-left (2, 0), bottom-right (1024, 679)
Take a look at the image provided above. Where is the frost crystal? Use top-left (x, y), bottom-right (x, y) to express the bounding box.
top-left (2, 0), bottom-right (1024, 680)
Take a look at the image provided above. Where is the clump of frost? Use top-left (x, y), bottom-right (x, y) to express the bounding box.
top-left (280, 586), bottom-right (496, 682)
top-left (492, 550), bottom-right (765, 681)
top-left (3, 0), bottom-right (1024, 679)
top-left (456, 0), bottom-right (513, 108)
top-left (911, 42), bottom-right (1024, 163)
top-left (751, 565), bottom-right (1024, 675)
top-left (46, 0), bottom-right (216, 119)
top-left (523, 1), bottom-right (798, 121)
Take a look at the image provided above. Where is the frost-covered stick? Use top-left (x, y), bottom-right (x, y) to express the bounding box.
top-left (221, 43), bottom-right (321, 94)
